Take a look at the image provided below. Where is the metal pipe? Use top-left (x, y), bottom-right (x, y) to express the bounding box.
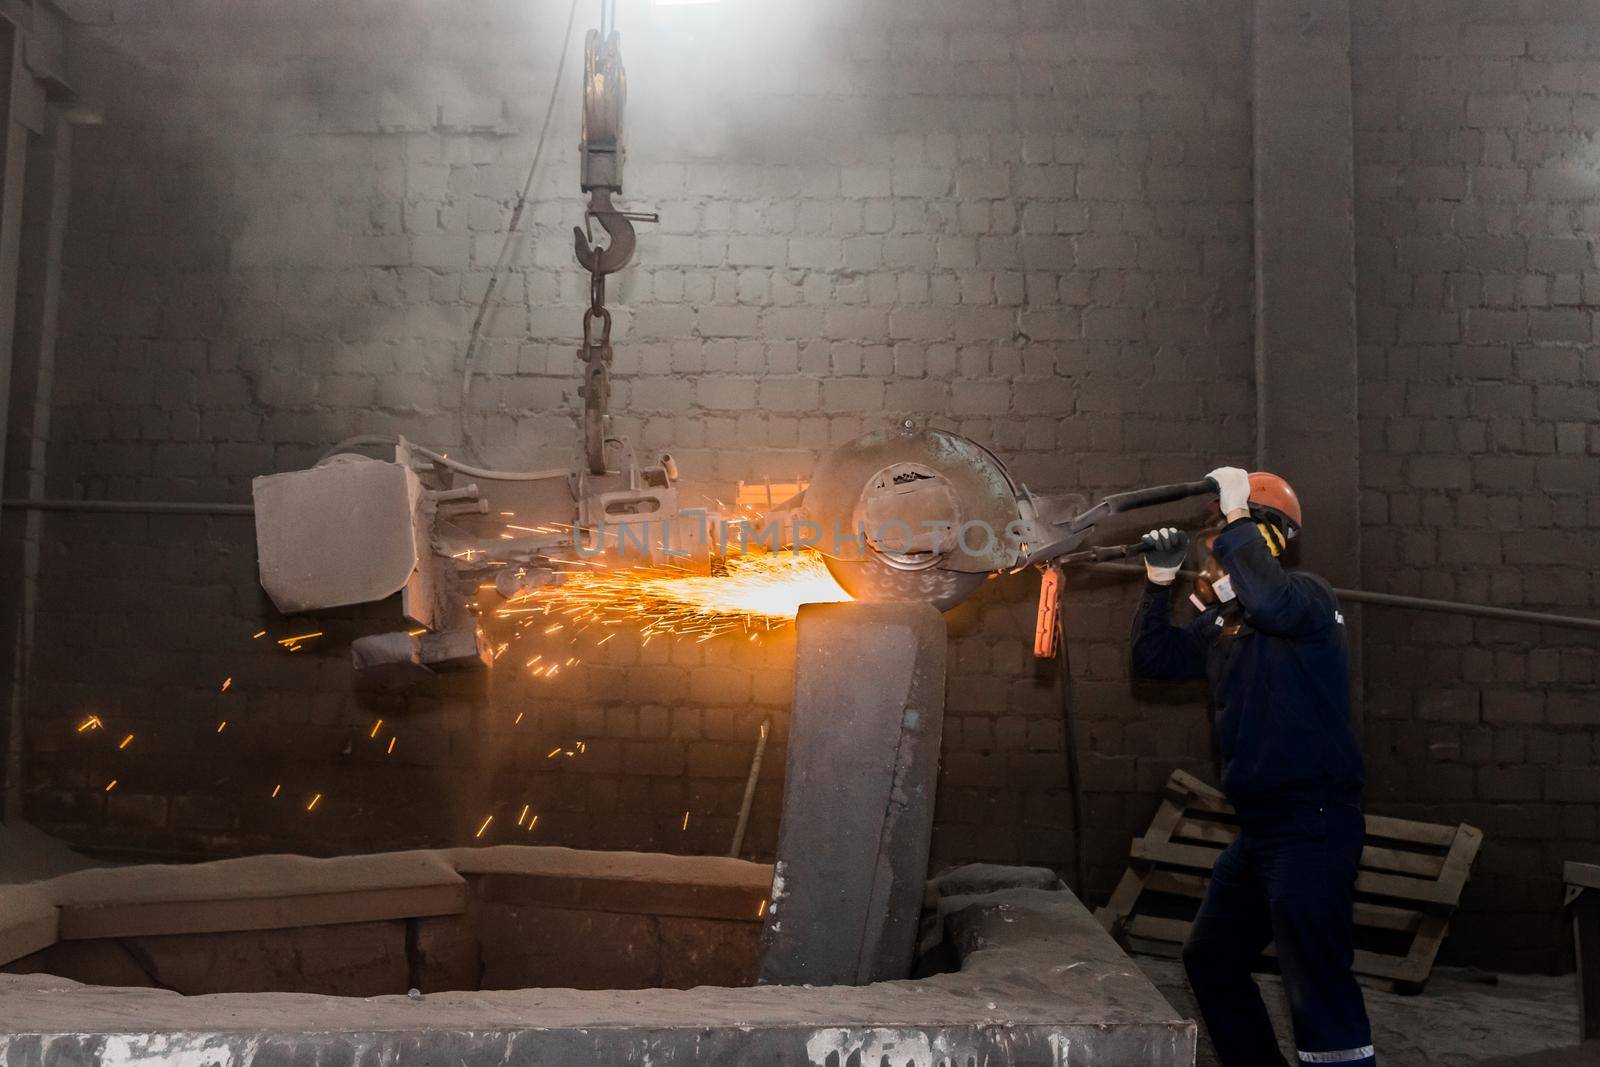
top-left (1332, 588), bottom-right (1600, 633)
top-left (1076, 561), bottom-right (1600, 633)
top-left (1, 497), bottom-right (253, 516)
top-left (728, 717), bottom-right (771, 859)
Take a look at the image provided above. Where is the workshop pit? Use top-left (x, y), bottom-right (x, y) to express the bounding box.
top-left (2, 848), bottom-right (774, 995)
top-left (0, 852), bottom-right (1196, 1064)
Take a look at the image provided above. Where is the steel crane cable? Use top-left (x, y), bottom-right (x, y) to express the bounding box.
top-left (458, 0), bottom-right (584, 460)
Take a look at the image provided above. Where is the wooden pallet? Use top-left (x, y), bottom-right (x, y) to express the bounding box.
top-left (1094, 769), bottom-right (1482, 993)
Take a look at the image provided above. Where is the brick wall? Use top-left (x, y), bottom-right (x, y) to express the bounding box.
top-left (1353, 0), bottom-right (1600, 970)
top-left (17, 0), bottom-right (1253, 904)
top-left (19, 0), bottom-right (1598, 975)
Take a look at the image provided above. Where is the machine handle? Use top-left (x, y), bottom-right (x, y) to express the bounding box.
top-left (1101, 479), bottom-right (1216, 515)
top-left (1054, 541), bottom-right (1148, 565)
top-left (1062, 479), bottom-right (1216, 535)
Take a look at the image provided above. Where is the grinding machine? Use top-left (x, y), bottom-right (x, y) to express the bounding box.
top-left (775, 419), bottom-right (1215, 612)
top-left (251, 415), bottom-right (1218, 683)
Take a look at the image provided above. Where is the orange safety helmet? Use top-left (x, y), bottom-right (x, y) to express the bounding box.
top-left (1248, 472), bottom-right (1302, 537)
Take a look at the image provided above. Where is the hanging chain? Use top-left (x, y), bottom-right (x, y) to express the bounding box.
top-left (578, 261), bottom-right (614, 474)
top-left (581, 268), bottom-right (612, 353)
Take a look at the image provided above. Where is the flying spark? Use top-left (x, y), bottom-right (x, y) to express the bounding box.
top-left (118, 734), bottom-right (133, 750)
top-left (307, 793), bottom-right (322, 811)
top-left (220, 677), bottom-right (232, 692)
top-left (104, 779), bottom-right (118, 792)
top-left (77, 715), bottom-right (103, 733)
top-left (499, 550), bottom-right (849, 641)
top-left (475, 815), bottom-right (493, 838)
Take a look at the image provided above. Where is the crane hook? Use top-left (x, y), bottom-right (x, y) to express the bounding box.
top-left (573, 188), bottom-right (636, 276)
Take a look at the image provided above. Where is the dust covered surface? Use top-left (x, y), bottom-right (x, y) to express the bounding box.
top-left (1140, 956), bottom-right (1579, 1066)
top-left (0, 886), bottom-right (1197, 1065)
top-left (446, 844), bottom-right (772, 888)
top-left (46, 849), bottom-right (463, 906)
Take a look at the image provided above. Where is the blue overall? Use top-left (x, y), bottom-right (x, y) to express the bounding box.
top-left (1131, 519), bottom-right (1375, 1066)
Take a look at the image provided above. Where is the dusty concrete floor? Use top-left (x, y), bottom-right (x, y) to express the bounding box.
top-left (1138, 957), bottom-right (1580, 1066)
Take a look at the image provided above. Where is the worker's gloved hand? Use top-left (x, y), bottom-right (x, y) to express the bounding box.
top-left (1206, 466), bottom-right (1252, 516)
top-left (1141, 527), bottom-right (1189, 586)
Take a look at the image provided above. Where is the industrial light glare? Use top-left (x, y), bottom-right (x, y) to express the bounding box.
top-left (651, 0), bottom-right (719, 6)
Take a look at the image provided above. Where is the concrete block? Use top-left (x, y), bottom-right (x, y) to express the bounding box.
top-left (756, 378), bottom-right (819, 413)
top-left (758, 602), bottom-right (947, 986)
top-left (410, 914), bottom-right (481, 993)
top-left (9, 921), bottom-right (410, 997)
top-left (477, 903), bottom-right (659, 989)
top-left (695, 377), bottom-right (757, 410)
top-left (408, 235), bottom-right (470, 269)
top-left (932, 863), bottom-right (1061, 897)
top-left (0, 888), bottom-right (57, 967)
top-left (659, 916), bottom-right (760, 988)
top-left (48, 852), bottom-right (467, 940)
top-left (131, 921), bottom-right (409, 996)
top-left (3, 939), bottom-right (158, 990)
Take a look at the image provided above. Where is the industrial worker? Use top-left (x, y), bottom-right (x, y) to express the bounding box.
top-left (1130, 466), bottom-right (1374, 1067)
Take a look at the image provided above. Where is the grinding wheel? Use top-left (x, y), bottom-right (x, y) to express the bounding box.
top-left (823, 556), bottom-right (986, 612)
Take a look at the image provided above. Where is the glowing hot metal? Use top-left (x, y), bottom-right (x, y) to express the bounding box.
top-left (500, 550), bottom-right (851, 641)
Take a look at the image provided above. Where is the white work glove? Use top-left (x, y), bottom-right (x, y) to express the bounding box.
top-left (1206, 466), bottom-right (1251, 516)
top-left (1140, 527), bottom-right (1189, 586)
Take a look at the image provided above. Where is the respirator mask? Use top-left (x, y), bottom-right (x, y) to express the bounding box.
top-left (1188, 529), bottom-right (1237, 614)
top-left (1186, 519), bottom-right (1291, 617)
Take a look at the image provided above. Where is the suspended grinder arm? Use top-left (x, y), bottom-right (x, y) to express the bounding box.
top-left (1015, 478), bottom-right (1217, 568)
top-left (787, 423), bottom-right (1227, 609)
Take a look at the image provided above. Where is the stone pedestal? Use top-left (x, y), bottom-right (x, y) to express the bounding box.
top-left (757, 601), bottom-right (946, 986)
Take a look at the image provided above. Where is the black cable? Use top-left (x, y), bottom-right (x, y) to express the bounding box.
top-left (458, 0), bottom-right (583, 460)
